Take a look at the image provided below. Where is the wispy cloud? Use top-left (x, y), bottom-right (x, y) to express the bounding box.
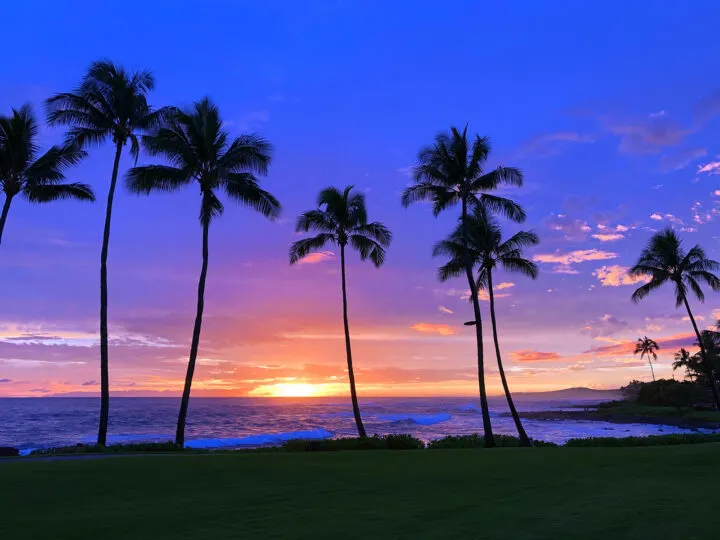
top-left (511, 350), bottom-right (563, 362)
top-left (0, 378), bottom-right (11, 383)
top-left (295, 251), bottom-right (335, 265)
top-left (519, 132), bottom-right (595, 158)
top-left (697, 159), bottom-right (720, 175)
top-left (593, 265), bottom-right (649, 287)
top-left (581, 314), bottom-right (628, 337)
top-left (534, 249), bottom-right (618, 274)
top-left (591, 233), bottom-right (624, 242)
top-left (438, 306), bottom-right (454, 314)
top-left (409, 323), bottom-right (457, 336)
top-left (658, 147), bottom-right (707, 172)
top-left (605, 111), bottom-right (690, 154)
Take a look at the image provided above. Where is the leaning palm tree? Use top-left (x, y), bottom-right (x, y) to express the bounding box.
top-left (127, 98), bottom-right (279, 446)
top-left (634, 336), bottom-right (659, 382)
top-left (46, 60), bottom-right (169, 446)
top-left (630, 228), bottom-right (720, 409)
top-left (402, 125), bottom-right (524, 447)
top-left (290, 186), bottom-right (391, 437)
top-left (0, 104), bottom-right (93, 246)
top-left (433, 206), bottom-right (538, 446)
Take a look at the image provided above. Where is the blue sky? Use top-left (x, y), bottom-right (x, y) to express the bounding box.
top-left (1, 1), bottom-right (720, 397)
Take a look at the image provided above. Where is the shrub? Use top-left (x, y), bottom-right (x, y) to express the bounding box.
top-left (282, 434), bottom-right (424, 452)
top-left (427, 434), bottom-right (556, 449)
top-left (0, 447), bottom-right (20, 457)
top-left (29, 441), bottom-right (185, 456)
top-left (565, 432), bottom-right (720, 447)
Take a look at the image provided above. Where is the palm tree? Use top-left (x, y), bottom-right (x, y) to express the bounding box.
top-left (630, 228), bottom-right (720, 409)
top-left (290, 186), bottom-right (391, 437)
top-left (401, 126), bottom-right (525, 447)
top-left (46, 60), bottom-right (169, 446)
top-left (0, 104), bottom-right (93, 246)
top-left (433, 206), bottom-right (538, 446)
top-left (127, 98), bottom-right (279, 446)
top-left (634, 337), bottom-right (659, 382)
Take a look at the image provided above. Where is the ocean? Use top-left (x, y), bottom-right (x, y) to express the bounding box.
top-left (0, 395), bottom-right (714, 453)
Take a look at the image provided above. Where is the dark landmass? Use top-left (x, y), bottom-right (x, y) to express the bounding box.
top-left (512, 387), bottom-right (622, 402)
top-left (513, 401), bottom-right (720, 430)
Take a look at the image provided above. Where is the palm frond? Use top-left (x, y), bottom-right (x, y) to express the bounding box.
top-left (352, 221), bottom-right (392, 246)
top-left (23, 183), bottom-right (95, 203)
top-left (126, 165), bottom-right (192, 194)
top-left (477, 193), bottom-right (526, 223)
top-left (349, 234), bottom-right (386, 267)
top-left (222, 173), bottom-right (281, 219)
top-left (296, 209), bottom-right (336, 233)
top-left (474, 166), bottom-right (524, 191)
top-left (289, 234), bottom-right (336, 264)
top-left (500, 257), bottom-right (538, 279)
top-left (221, 134), bottom-right (273, 175)
top-left (631, 278), bottom-right (667, 303)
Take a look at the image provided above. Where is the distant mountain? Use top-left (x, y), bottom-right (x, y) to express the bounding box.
top-left (512, 387), bottom-right (621, 401)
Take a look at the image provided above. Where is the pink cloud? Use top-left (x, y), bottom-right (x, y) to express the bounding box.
top-left (410, 323), bottom-right (457, 336)
top-left (533, 249), bottom-right (618, 265)
top-left (591, 233), bottom-right (624, 242)
top-left (519, 132), bottom-right (595, 158)
top-left (511, 350), bottom-right (564, 362)
top-left (698, 159), bottom-right (720, 175)
top-left (593, 265), bottom-right (650, 287)
top-left (606, 112), bottom-right (690, 154)
top-left (438, 306), bottom-right (454, 314)
top-left (295, 251), bottom-right (335, 265)
top-left (658, 147), bottom-right (707, 172)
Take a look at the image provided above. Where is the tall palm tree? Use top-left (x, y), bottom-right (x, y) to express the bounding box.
top-left (0, 104), bottom-right (93, 246)
top-left (401, 125), bottom-right (525, 447)
top-left (127, 98), bottom-right (279, 446)
top-left (290, 186), bottom-right (391, 437)
top-left (46, 60), bottom-right (169, 446)
top-left (433, 206), bottom-right (538, 446)
top-left (634, 336), bottom-right (659, 382)
top-left (630, 228), bottom-right (720, 409)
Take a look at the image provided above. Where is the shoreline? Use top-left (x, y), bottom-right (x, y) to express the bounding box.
top-left (511, 410), bottom-right (720, 430)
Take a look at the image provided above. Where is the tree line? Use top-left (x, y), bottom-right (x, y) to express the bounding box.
top-left (1, 60), bottom-right (718, 448)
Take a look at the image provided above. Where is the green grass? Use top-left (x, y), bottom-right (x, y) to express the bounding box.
top-left (3, 445), bottom-right (720, 539)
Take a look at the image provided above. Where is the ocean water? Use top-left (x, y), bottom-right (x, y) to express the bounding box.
top-left (0, 396), bottom-right (715, 453)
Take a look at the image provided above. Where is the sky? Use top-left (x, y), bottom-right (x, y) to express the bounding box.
top-left (1, 1), bottom-right (720, 398)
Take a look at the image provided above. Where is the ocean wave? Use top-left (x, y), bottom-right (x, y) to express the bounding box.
top-left (184, 428), bottom-right (334, 449)
top-left (378, 413), bottom-right (452, 426)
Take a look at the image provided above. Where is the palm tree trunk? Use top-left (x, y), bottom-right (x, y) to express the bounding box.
top-left (648, 355), bottom-right (656, 382)
top-left (487, 268), bottom-right (531, 447)
top-left (681, 295), bottom-right (720, 410)
top-left (176, 217), bottom-right (210, 446)
top-left (461, 198), bottom-right (494, 447)
top-left (97, 142), bottom-right (123, 446)
top-left (0, 194), bottom-right (14, 247)
top-left (340, 242), bottom-right (366, 437)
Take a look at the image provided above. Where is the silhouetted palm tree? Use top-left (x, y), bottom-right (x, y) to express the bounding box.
top-left (0, 104), bottom-right (93, 246)
top-left (46, 60), bottom-right (169, 445)
top-left (127, 98), bottom-right (279, 446)
top-left (290, 186), bottom-right (391, 437)
top-left (634, 337), bottom-right (659, 382)
top-left (434, 206), bottom-right (537, 446)
top-left (402, 126), bottom-right (524, 447)
top-left (630, 228), bottom-right (720, 409)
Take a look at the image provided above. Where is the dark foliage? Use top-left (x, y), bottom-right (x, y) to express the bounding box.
top-left (282, 435), bottom-right (424, 452)
top-left (565, 433), bottom-right (720, 447)
top-left (427, 434), bottom-right (556, 449)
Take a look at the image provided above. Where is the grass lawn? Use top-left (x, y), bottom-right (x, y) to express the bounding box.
top-left (2, 445), bottom-right (719, 539)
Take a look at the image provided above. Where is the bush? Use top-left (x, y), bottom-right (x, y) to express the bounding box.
top-left (427, 434), bottom-right (556, 449)
top-left (635, 379), bottom-right (710, 410)
top-left (29, 441), bottom-right (185, 456)
top-left (565, 432), bottom-right (720, 447)
top-left (0, 447), bottom-right (20, 457)
top-left (283, 434), bottom-right (424, 452)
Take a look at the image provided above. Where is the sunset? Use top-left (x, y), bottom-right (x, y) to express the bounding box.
top-left (2, 2), bottom-right (720, 538)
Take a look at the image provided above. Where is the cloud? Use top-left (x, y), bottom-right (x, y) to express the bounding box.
top-left (581, 314), bottom-right (629, 337)
top-left (697, 159), bottom-right (720, 175)
top-left (533, 249), bottom-right (618, 265)
top-left (544, 213), bottom-right (592, 241)
top-left (658, 147), bottom-right (707, 172)
top-left (519, 132), bottom-right (595, 158)
top-left (81, 380), bottom-right (98, 386)
top-left (438, 306), bottom-right (454, 314)
top-left (511, 350), bottom-right (563, 362)
top-left (584, 333), bottom-right (695, 358)
top-left (591, 233), bottom-right (624, 242)
top-left (593, 265), bottom-right (650, 287)
top-left (409, 323), bottom-right (457, 336)
top-left (0, 378), bottom-right (11, 383)
top-left (495, 282), bottom-right (515, 290)
top-left (649, 213), bottom-right (685, 226)
top-left (295, 251), bottom-right (335, 265)
top-left (237, 109), bottom-right (270, 131)
top-left (695, 90), bottom-right (720, 122)
top-left (534, 249), bottom-right (617, 274)
top-left (615, 225), bottom-right (630, 232)
top-left (606, 112), bottom-right (690, 154)
top-left (650, 213), bottom-right (663, 221)
top-left (691, 201), bottom-right (720, 225)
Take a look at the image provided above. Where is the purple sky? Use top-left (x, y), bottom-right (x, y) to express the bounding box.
top-left (1, 1), bottom-right (719, 397)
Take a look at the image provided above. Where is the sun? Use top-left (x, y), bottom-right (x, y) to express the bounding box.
top-left (256, 383), bottom-right (320, 397)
